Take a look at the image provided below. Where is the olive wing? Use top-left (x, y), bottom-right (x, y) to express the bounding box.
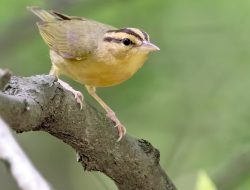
top-left (37, 19), bottom-right (114, 60)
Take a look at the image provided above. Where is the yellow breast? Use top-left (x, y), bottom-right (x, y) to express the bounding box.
top-left (50, 50), bottom-right (148, 87)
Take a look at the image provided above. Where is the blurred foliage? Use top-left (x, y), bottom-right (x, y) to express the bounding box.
top-left (1, 0), bottom-right (250, 189)
top-left (195, 171), bottom-right (217, 190)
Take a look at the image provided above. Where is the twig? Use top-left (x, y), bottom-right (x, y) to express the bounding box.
top-left (0, 117), bottom-right (51, 190)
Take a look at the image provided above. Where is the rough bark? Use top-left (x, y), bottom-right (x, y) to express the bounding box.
top-left (0, 69), bottom-right (176, 190)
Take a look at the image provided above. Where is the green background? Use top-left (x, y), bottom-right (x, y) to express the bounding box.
top-left (1, 0), bottom-right (250, 189)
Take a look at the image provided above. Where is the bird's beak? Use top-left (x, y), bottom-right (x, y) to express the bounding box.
top-left (140, 41), bottom-right (160, 52)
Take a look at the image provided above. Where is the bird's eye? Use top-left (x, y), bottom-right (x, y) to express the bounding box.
top-left (122, 38), bottom-right (132, 46)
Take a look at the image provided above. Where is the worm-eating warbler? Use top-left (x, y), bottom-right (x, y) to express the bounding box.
top-left (28, 6), bottom-right (159, 141)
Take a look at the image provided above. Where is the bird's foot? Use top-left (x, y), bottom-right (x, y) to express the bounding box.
top-left (106, 111), bottom-right (126, 141)
top-left (58, 79), bottom-right (84, 109)
top-left (73, 91), bottom-right (84, 109)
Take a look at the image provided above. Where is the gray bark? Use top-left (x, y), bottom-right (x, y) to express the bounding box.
top-left (0, 69), bottom-right (176, 190)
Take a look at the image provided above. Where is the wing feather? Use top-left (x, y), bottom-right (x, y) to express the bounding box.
top-left (37, 18), bottom-right (115, 60)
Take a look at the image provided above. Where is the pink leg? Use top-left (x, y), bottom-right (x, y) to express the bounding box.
top-left (49, 67), bottom-right (83, 109)
top-left (106, 110), bottom-right (126, 141)
top-left (58, 79), bottom-right (84, 109)
top-left (85, 85), bottom-right (126, 141)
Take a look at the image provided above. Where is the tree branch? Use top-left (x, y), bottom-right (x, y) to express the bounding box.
top-left (0, 69), bottom-right (176, 190)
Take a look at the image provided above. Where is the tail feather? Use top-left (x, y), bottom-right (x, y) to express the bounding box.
top-left (27, 6), bottom-right (57, 22)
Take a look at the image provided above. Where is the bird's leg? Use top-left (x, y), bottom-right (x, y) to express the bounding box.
top-left (85, 85), bottom-right (126, 141)
top-left (58, 80), bottom-right (84, 109)
top-left (49, 67), bottom-right (84, 109)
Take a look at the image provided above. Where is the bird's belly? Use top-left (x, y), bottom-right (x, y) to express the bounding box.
top-left (54, 58), bottom-right (145, 87)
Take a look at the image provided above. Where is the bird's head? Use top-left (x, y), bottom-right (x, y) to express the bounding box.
top-left (101, 28), bottom-right (159, 59)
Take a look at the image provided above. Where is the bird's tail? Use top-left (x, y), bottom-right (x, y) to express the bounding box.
top-left (27, 6), bottom-right (57, 22)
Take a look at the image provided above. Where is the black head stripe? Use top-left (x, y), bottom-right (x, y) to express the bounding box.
top-left (141, 30), bottom-right (149, 41)
top-left (103, 37), bottom-right (122, 43)
top-left (107, 28), bottom-right (143, 41)
top-left (103, 37), bottom-right (136, 45)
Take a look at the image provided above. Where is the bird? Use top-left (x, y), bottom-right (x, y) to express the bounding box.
top-left (28, 6), bottom-right (160, 141)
